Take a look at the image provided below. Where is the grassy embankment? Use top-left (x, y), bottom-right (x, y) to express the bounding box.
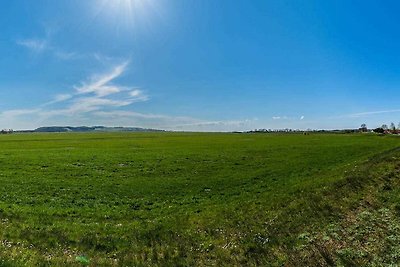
top-left (0, 132), bottom-right (398, 266)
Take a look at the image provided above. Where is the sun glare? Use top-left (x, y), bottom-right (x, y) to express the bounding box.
top-left (96, 0), bottom-right (156, 28)
top-left (107, 0), bottom-right (146, 12)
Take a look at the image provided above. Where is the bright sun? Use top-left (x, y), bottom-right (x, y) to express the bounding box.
top-left (94, 0), bottom-right (159, 31)
top-left (107, 0), bottom-right (146, 11)
top-left (99, 0), bottom-right (154, 19)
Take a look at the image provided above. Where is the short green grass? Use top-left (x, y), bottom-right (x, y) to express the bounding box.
top-left (0, 132), bottom-right (398, 266)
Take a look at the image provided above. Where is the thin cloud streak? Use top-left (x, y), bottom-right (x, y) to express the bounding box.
top-left (75, 61), bottom-right (129, 96)
top-left (342, 109), bottom-right (400, 118)
top-left (0, 61), bottom-right (254, 131)
top-left (0, 62), bottom-right (210, 130)
top-left (42, 94), bottom-right (73, 107)
top-left (272, 116), bottom-right (305, 121)
top-left (17, 37), bottom-right (80, 61)
top-left (17, 39), bottom-right (48, 53)
top-left (43, 61), bottom-right (149, 113)
top-left (0, 62), bottom-right (149, 127)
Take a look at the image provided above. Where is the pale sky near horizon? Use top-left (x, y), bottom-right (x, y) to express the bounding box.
top-left (1, 0), bottom-right (400, 131)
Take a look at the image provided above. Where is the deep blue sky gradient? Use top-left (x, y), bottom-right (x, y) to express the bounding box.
top-left (1, 0), bottom-right (400, 130)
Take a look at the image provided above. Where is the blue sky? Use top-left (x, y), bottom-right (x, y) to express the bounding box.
top-left (1, 0), bottom-right (400, 131)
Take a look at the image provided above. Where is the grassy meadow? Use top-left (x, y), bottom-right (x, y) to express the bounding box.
top-left (0, 132), bottom-right (399, 266)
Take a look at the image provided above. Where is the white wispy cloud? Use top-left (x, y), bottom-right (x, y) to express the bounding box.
top-left (75, 61), bottom-right (129, 96)
top-left (272, 115), bottom-right (306, 121)
top-left (345, 109), bottom-right (400, 118)
top-left (272, 116), bottom-right (289, 120)
top-left (68, 97), bottom-right (133, 113)
top-left (174, 119), bottom-right (254, 128)
top-left (0, 62), bottom-right (149, 126)
top-left (42, 94), bottom-right (73, 107)
top-left (93, 110), bottom-right (199, 126)
top-left (17, 37), bottom-right (79, 61)
top-left (272, 115), bottom-right (306, 122)
top-left (54, 51), bottom-right (78, 60)
top-left (1, 109), bottom-right (41, 117)
top-left (17, 38), bottom-right (48, 53)
top-left (0, 61), bottom-right (253, 131)
top-left (54, 94), bottom-right (73, 102)
top-left (129, 89), bottom-right (142, 97)
top-left (41, 62), bottom-right (149, 114)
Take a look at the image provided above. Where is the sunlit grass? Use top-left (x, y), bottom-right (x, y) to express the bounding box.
top-left (0, 132), bottom-right (398, 265)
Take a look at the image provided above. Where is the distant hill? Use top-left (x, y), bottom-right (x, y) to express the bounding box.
top-left (33, 126), bottom-right (165, 133)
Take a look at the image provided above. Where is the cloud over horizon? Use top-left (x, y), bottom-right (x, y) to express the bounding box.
top-left (0, 61), bottom-right (253, 131)
top-left (0, 62), bottom-right (150, 129)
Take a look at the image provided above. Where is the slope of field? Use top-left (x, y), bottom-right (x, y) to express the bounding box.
top-left (0, 133), bottom-right (398, 266)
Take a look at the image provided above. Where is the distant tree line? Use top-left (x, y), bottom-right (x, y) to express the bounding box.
top-left (246, 129), bottom-right (360, 134)
top-left (365, 122), bottom-right (400, 134)
top-left (1, 129), bottom-right (13, 134)
top-left (245, 123), bottom-right (400, 135)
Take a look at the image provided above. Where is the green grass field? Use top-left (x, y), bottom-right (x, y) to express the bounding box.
top-left (0, 132), bottom-right (399, 266)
